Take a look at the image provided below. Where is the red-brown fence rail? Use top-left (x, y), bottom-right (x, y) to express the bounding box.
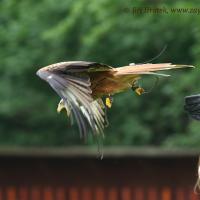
top-left (0, 147), bottom-right (199, 200)
top-left (0, 185), bottom-right (199, 200)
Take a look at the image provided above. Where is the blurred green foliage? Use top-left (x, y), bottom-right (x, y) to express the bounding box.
top-left (0, 0), bottom-right (200, 147)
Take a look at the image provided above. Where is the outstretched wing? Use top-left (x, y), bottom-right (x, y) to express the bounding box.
top-left (37, 61), bottom-right (110, 138)
top-left (42, 61), bottom-right (113, 73)
top-left (184, 94), bottom-right (200, 120)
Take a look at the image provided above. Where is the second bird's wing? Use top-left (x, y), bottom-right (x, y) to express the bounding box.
top-left (184, 94), bottom-right (200, 120)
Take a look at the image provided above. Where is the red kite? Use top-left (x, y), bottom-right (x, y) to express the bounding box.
top-left (37, 61), bottom-right (193, 138)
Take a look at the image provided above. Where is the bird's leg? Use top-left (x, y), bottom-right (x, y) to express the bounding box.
top-left (135, 87), bottom-right (145, 95)
top-left (105, 94), bottom-right (113, 108)
top-left (57, 99), bottom-right (65, 113)
top-left (57, 99), bottom-right (71, 117)
top-left (97, 99), bottom-right (109, 127)
top-left (132, 76), bottom-right (159, 95)
top-left (132, 81), bottom-right (145, 96)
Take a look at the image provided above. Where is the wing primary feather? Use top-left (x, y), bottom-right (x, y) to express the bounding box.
top-left (184, 94), bottom-right (200, 121)
top-left (38, 69), bottom-right (107, 138)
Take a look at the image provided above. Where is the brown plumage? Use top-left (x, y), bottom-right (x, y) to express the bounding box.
top-left (36, 61), bottom-right (193, 138)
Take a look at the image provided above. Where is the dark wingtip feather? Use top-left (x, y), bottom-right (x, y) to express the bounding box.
top-left (184, 94), bottom-right (200, 121)
top-left (185, 94), bottom-right (200, 105)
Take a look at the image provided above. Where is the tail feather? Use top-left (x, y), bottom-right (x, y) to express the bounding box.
top-left (115, 63), bottom-right (194, 76)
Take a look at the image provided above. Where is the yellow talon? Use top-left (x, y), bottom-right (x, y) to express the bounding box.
top-left (57, 99), bottom-right (71, 117)
top-left (57, 99), bottom-right (65, 113)
top-left (135, 87), bottom-right (145, 95)
top-left (106, 97), bottom-right (112, 108)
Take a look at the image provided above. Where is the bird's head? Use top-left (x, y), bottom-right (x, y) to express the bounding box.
top-left (36, 68), bottom-right (51, 81)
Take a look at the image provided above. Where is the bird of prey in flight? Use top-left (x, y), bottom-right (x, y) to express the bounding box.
top-left (37, 61), bottom-right (193, 139)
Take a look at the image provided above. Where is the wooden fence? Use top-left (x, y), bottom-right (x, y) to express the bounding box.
top-left (0, 147), bottom-right (199, 200)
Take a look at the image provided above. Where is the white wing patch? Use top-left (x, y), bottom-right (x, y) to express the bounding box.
top-left (43, 72), bottom-right (106, 138)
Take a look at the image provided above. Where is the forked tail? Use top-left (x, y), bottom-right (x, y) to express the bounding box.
top-left (115, 63), bottom-right (194, 77)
